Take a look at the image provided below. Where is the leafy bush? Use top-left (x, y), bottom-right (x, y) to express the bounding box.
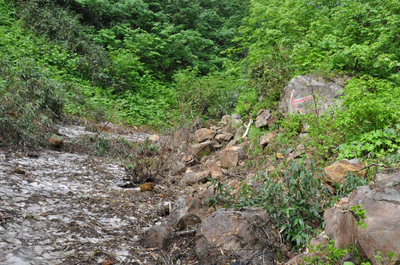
top-left (174, 68), bottom-right (239, 120)
top-left (236, 160), bottom-right (330, 249)
top-left (15, 0), bottom-right (113, 87)
top-left (302, 112), bottom-right (343, 161)
top-left (0, 56), bottom-right (65, 146)
top-left (385, 152), bottom-right (400, 166)
top-left (0, 1), bottom-right (111, 145)
top-left (0, 1), bottom-right (69, 146)
top-left (240, 0), bottom-right (400, 78)
top-left (333, 173), bottom-right (369, 200)
top-left (111, 77), bottom-right (179, 127)
top-left (335, 76), bottom-right (400, 135)
top-left (293, 0), bottom-right (400, 79)
top-left (247, 126), bottom-right (268, 157)
top-left (275, 114), bottom-right (303, 146)
top-left (303, 240), bottom-right (360, 265)
top-left (227, 161), bottom-right (368, 250)
top-left (234, 88), bottom-right (258, 117)
top-left (94, 134), bottom-right (111, 155)
top-left (337, 127), bottom-right (400, 159)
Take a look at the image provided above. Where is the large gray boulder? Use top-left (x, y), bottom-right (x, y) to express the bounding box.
top-left (324, 172), bottom-right (400, 265)
top-left (278, 75), bottom-right (347, 116)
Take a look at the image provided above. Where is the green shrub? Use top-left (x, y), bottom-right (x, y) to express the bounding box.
top-left (303, 240), bottom-right (359, 265)
top-left (240, 0), bottom-right (400, 79)
top-left (246, 126), bottom-right (268, 157)
top-left (293, 0), bottom-right (400, 79)
top-left (174, 68), bottom-right (239, 120)
top-left (333, 173), bottom-right (369, 200)
top-left (337, 127), bottom-right (400, 160)
top-left (336, 76), bottom-right (400, 135)
top-left (275, 114), bottom-right (303, 146)
top-left (94, 134), bottom-right (111, 155)
top-left (234, 89), bottom-right (258, 117)
top-left (0, 57), bottom-right (65, 146)
top-left (385, 152), bottom-right (400, 166)
top-left (15, 0), bottom-right (113, 87)
top-left (236, 160), bottom-right (330, 249)
top-left (302, 112), bottom-right (342, 161)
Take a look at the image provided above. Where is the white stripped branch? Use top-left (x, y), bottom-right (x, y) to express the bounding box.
top-left (242, 119), bottom-right (253, 138)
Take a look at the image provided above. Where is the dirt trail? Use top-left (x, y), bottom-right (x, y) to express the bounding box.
top-left (0, 127), bottom-right (168, 264)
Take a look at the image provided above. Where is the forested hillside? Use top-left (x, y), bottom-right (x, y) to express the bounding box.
top-left (0, 0), bottom-right (248, 142)
top-left (2, 0), bottom-right (400, 136)
top-left (2, 0), bottom-right (400, 134)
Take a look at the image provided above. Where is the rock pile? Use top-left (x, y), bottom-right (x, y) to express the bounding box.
top-left (140, 113), bottom-right (283, 263)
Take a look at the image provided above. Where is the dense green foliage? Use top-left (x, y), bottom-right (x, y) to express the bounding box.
top-left (174, 68), bottom-right (239, 120)
top-left (2, 0), bottom-right (399, 140)
top-left (238, 161), bottom-right (328, 248)
top-left (234, 0), bottom-right (400, 161)
top-left (304, 240), bottom-right (365, 265)
top-left (239, 0), bottom-right (400, 78)
top-left (0, 1), bottom-right (66, 145)
top-left (1, 0), bottom-right (249, 130)
top-left (15, 0), bottom-right (248, 81)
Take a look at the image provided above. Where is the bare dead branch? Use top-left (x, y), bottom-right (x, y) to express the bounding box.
top-left (356, 163), bottom-right (387, 172)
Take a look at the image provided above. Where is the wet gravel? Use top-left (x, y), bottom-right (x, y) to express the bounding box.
top-left (0, 127), bottom-right (169, 265)
top-left (57, 125), bottom-right (153, 142)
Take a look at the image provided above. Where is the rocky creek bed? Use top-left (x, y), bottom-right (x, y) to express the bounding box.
top-left (0, 126), bottom-right (173, 264)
